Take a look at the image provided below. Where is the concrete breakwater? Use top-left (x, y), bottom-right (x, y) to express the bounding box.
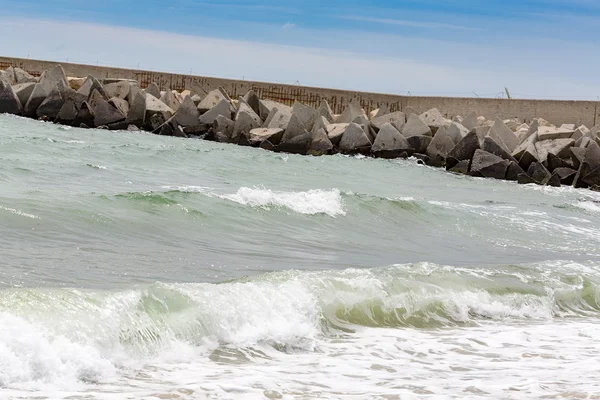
top-left (1, 63), bottom-right (600, 191)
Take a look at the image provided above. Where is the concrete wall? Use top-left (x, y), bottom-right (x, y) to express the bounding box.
top-left (1, 56), bottom-right (598, 127)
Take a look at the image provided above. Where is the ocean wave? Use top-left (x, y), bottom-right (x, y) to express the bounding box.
top-left (164, 186), bottom-right (346, 217)
top-left (220, 187), bottom-right (345, 217)
top-left (1, 262), bottom-right (599, 388)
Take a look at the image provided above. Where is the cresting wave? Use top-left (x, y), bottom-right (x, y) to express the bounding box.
top-left (163, 186), bottom-right (346, 216)
top-left (1, 262), bottom-right (599, 388)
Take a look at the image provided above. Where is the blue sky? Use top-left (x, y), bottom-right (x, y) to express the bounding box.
top-left (1, 0), bottom-right (600, 99)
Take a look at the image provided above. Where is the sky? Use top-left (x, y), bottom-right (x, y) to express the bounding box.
top-left (1, 0), bottom-right (600, 99)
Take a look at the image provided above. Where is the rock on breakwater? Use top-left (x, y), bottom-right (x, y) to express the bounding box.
top-left (1, 64), bottom-right (600, 191)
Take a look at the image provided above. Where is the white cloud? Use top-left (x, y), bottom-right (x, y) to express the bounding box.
top-left (282, 22), bottom-right (295, 29)
top-left (338, 15), bottom-right (479, 31)
top-left (0, 17), bottom-right (599, 99)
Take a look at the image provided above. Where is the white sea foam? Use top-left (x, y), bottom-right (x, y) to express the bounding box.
top-left (0, 205), bottom-right (40, 219)
top-left (221, 187), bottom-right (345, 216)
top-left (164, 185), bottom-right (346, 216)
top-left (575, 200), bottom-right (600, 214)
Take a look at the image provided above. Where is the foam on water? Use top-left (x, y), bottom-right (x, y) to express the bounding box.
top-left (164, 185), bottom-right (346, 217)
top-left (1, 262), bottom-right (600, 398)
top-left (221, 187), bottom-right (345, 217)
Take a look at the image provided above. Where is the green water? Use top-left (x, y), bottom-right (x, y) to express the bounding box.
top-left (2, 114), bottom-right (600, 399)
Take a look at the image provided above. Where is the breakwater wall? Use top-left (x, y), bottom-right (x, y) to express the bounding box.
top-left (0, 56), bottom-right (598, 127)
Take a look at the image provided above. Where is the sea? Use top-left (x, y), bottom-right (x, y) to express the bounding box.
top-left (1, 114), bottom-right (600, 399)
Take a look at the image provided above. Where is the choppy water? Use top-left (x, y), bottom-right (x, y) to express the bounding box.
top-left (1, 114), bottom-right (600, 399)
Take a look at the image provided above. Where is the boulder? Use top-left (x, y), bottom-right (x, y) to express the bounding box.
top-left (160, 90), bottom-right (180, 113)
top-left (518, 144), bottom-right (540, 171)
top-left (504, 118), bottom-right (523, 132)
top-left (517, 174), bottom-right (537, 185)
top-left (308, 128), bottom-right (334, 156)
top-left (291, 101), bottom-right (318, 131)
top-left (13, 67), bottom-right (36, 84)
top-left (473, 125), bottom-right (491, 142)
top-left (353, 114), bottom-right (369, 127)
top-left (546, 153), bottom-right (572, 172)
top-left (534, 139), bottom-right (575, 162)
top-left (570, 147), bottom-right (586, 170)
top-left (449, 160), bottom-right (470, 175)
top-left (446, 131), bottom-right (480, 169)
top-left (259, 99), bottom-right (289, 121)
top-left (505, 161), bottom-right (525, 181)
top-left (24, 65), bottom-right (68, 116)
top-left (512, 132), bottom-right (539, 160)
top-left (538, 126), bottom-right (575, 141)
top-left (73, 102), bottom-right (95, 128)
top-left (546, 173), bottom-right (561, 187)
top-left (326, 123), bottom-right (349, 145)
top-left (109, 97), bottom-right (129, 117)
top-left (371, 111), bottom-right (406, 132)
top-left (0, 82), bottom-right (23, 115)
top-left (487, 118), bottom-right (519, 152)
top-left (242, 90), bottom-right (261, 117)
top-left (446, 122), bottom-right (469, 144)
top-left (311, 115), bottom-right (329, 135)
top-left (515, 123), bottom-right (531, 142)
top-left (125, 89), bottom-right (147, 127)
top-left (426, 126), bottom-right (455, 161)
top-left (276, 131), bottom-right (313, 155)
top-left (88, 88), bottom-right (106, 111)
top-left (553, 167), bottom-right (577, 186)
top-left (145, 82), bottom-right (161, 99)
top-left (419, 108), bottom-right (446, 133)
top-left (77, 76), bottom-right (107, 103)
top-left (470, 149), bottom-right (510, 180)
top-left (575, 136), bottom-right (594, 148)
top-left (561, 124), bottom-right (576, 130)
top-left (482, 137), bottom-right (518, 163)
top-left (104, 81), bottom-right (132, 100)
top-left (462, 111), bottom-right (478, 131)
top-left (571, 125), bottom-right (590, 141)
top-left (372, 104), bottom-right (390, 119)
top-left (212, 115), bottom-right (235, 143)
top-left (197, 87), bottom-right (230, 113)
top-left (157, 120), bottom-right (187, 138)
top-left (407, 135), bottom-right (432, 154)
top-left (372, 123), bottom-right (413, 158)
top-left (338, 122), bottom-right (372, 153)
top-left (94, 98), bottom-right (126, 127)
top-left (337, 99), bottom-right (364, 124)
top-left (55, 97), bottom-right (78, 125)
top-left (146, 93), bottom-right (174, 120)
top-left (583, 140), bottom-right (600, 168)
top-left (173, 95), bottom-right (200, 127)
top-left (402, 113), bottom-right (432, 138)
top-left (36, 83), bottom-right (67, 119)
top-left (248, 127), bottom-right (284, 145)
top-left (12, 82), bottom-right (36, 107)
top-left (527, 162), bottom-right (551, 184)
top-left (233, 103), bottom-right (262, 142)
top-left (0, 67), bottom-right (15, 84)
top-left (264, 106), bottom-right (293, 130)
top-left (199, 99), bottom-right (234, 125)
top-left (281, 114), bottom-right (309, 143)
top-left (582, 165), bottom-right (600, 187)
top-left (317, 99), bottom-right (335, 123)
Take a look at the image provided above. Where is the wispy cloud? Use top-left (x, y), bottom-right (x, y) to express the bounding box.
top-left (0, 17), bottom-right (598, 100)
top-left (338, 15), bottom-right (479, 31)
top-left (282, 22), bottom-right (295, 29)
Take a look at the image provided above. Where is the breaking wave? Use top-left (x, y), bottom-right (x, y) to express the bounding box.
top-left (1, 261), bottom-right (599, 388)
